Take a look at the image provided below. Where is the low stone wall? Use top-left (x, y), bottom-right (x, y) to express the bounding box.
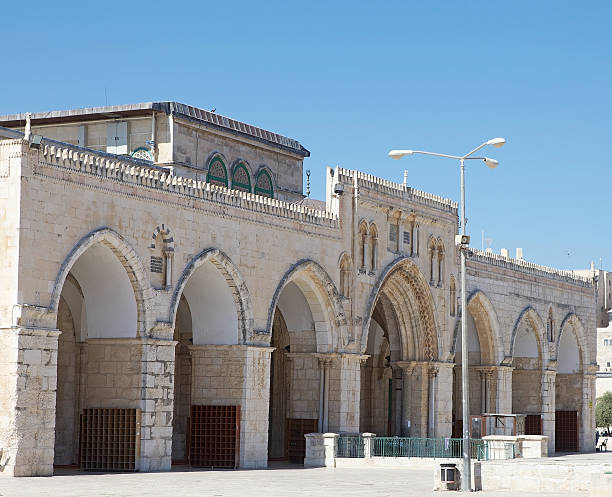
top-left (481, 460), bottom-right (612, 493)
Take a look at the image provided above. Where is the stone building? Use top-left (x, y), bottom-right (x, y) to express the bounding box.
top-left (0, 103), bottom-right (597, 477)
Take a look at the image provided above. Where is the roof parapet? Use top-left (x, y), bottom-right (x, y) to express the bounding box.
top-left (468, 248), bottom-right (593, 286)
top-left (336, 167), bottom-right (458, 213)
top-left (32, 136), bottom-right (335, 228)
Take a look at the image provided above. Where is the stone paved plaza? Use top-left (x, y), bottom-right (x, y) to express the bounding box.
top-left (4, 454), bottom-right (612, 497)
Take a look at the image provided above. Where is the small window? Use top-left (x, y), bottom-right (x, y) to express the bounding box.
top-left (605, 339), bottom-right (609, 346)
top-left (207, 157), bottom-right (228, 187)
top-left (403, 230), bottom-right (410, 246)
top-left (389, 224), bottom-right (398, 243)
top-left (232, 163), bottom-right (251, 193)
top-left (254, 170), bottom-right (274, 198)
top-left (608, 362), bottom-right (611, 368)
top-left (131, 147), bottom-right (153, 161)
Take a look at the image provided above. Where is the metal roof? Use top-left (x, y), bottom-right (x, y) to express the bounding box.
top-left (0, 101), bottom-right (310, 157)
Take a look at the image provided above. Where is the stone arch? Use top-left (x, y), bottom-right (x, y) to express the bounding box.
top-left (450, 290), bottom-right (504, 365)
top-left (556, 313), bottom-right (588, 370)
top-left (362, 256), bottom-right (439, 361)
top-left (510, 306), bottom-right (549, 365)
top-left (169, 248), bottom-right (253, 344)
top-left (49, 226), bottom-right (153, 336)
top-left (265, 259), bottom-right (346, 352)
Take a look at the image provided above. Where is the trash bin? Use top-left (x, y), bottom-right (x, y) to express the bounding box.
top-left (439, 463), bottom-right (459, 491)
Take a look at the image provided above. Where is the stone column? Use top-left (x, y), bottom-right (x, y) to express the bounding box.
top-left (391, 365), bottom-right (404, 436)
top-left (189, 344), bottom-right (273, 469)
top-left (433, 362), bottom-right (454, 438)
top-left (581, 368), bottom-right (597, 452)
top-left (241, 345), bottom-right (273, 468)
top-left (541, 370), bottom-right (556, 453)
top-left (0, 326), bottom-right (60, 476)
top-left (139, 337), bottom-right (176, 472)
top-left (327, 354), bottom-right (366, 434)
top-left (399, 362), bottom-right (415, 436)
top-left (316, 354), bottom-right (333, 432)
top-left (406, 362), bottom-right (429, 438)
top-left (494, 366), bottom-right (513, 414)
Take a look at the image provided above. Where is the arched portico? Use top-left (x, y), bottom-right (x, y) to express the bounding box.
top-left (360, 257), bottom-right (447, 438)
top-left (52, 230), bottom-right (155, 471)
top-left (555, 313), bottom-right (592, 452)
top-left (451, 290), bottom-right (504, 438)
top-left (510, 307), bottom-right (549, 444)
top-left (169, 248), bottom-right (268, 469)
top-left (267, 260), bottom-right (349, 464)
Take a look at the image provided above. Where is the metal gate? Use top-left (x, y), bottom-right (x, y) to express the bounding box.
top-left (79, 408), bottom-right (141, 471)
top-left (525, 414), bottom-right (542, 435)
top-left (189, 405), bottom-right (240, 468)
top-left (555, 410), bottom-right (578, 452)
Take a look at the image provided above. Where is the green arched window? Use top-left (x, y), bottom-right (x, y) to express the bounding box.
top-left (254, 169), bottom-right (274, 198)
top-left (207, 157), bottom-right (228, 187)
top-left (231, 163), bottom-right (252, 193)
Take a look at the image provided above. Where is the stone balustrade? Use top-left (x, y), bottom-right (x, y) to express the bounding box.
top-left (468, 248), bottom-right (593, 285)
top-left (36, 137), bottom-right (338, 228)
top-left (336, 167), bottom-right (458, 213)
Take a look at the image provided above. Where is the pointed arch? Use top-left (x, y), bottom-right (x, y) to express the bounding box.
top-left (168, 248), bottom-right (253, 343)
top-left (510, 306), bottom-right (549, 366)
top-left (338, 252), bottom-right (353, 299)
top-left (231, 160), bottom-right (252, 193)
top-left (449, 290), bottom-right (504, 365)
top-left (556, 312), bottom-right (589, 369)
top-left (254, 167), bottom-right (274, 198)
top-left (265, 259), bottom-right (347, 352)
top-left (362, 256), bottom-right (439, 361)
top-left (49, 226), bottom-right (153, 335)
top-left (207, 155), bottom-right (228, 187)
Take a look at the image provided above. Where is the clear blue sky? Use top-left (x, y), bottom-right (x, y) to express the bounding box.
top-left (3, 1), bottom-right (610, 270)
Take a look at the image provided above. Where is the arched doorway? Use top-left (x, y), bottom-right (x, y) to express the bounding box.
top-left (452, 292), bottom-right (500, 438)
top-left (169, 249), bottom-right (250, 468)
top-left (53, 239), bottom-right (142, 470)
top-left (267, 261), bottom-right (344, 464)
top-left (360, 258), bottom-right (441, 438)
top-left (511, 309), bottom-right (546, 439)
top-left (555, 315), bottom-right (585, 452)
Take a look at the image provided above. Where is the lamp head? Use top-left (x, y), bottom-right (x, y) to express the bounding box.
top-left (483, 157), bottom-right (499, 169)
top-left (486, 137), bottom-right (506, 148)
top-left (388, 149), bottom-right (414, 160)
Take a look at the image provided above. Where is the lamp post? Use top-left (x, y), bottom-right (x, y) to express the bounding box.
top-left (389, 138), bottom-right (505, 492)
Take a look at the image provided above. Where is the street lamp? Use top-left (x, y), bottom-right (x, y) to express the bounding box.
top-left (389, 138), bottom-right (505, 492)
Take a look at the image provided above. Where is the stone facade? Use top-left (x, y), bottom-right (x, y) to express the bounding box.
top-left (0, 103), bottom-right (597, 477)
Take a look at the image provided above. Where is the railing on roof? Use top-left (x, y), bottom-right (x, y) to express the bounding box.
top-left (33, 137), bottom-right (337, 229)
top-left (336, 167), bottom-right (458, 213)
top-left (468, 248), bottom-right (593, 286)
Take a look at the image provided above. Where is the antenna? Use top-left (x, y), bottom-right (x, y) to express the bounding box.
top-left (104, 87), bottom-right (108, 106)
top-left (403, 170), bottom-right (408, 186)
top-left (306, 169), bottom-right (311, 197)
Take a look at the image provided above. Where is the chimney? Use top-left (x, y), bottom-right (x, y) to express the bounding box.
top-left (516, 248), bottom-right (524, 260)
top-left (501, 248), bottom-right (509, 258)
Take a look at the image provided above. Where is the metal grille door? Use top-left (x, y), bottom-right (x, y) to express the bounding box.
top-left (555, 410), bottom-right (578, 452)
top-left (79, 408), bottom-right (141, 471)
top-left (189, 405), bottom-right (240, 468)
top-left (286, 418), bottom-right (318, 463)
top-left (525, 414), bottom-right (542, 435)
